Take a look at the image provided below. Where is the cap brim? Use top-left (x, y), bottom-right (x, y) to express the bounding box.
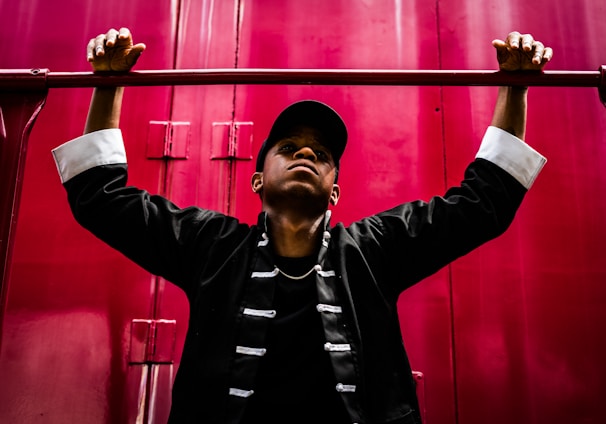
top-left (257, 100), bottom-right (347, 172)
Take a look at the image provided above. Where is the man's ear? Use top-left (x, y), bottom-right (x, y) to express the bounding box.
top-left (251, 172), bottom-right (263, 193)
top-left (330, 184), bottom-right (340, 206)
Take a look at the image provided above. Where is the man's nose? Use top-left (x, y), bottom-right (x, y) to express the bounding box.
top-left (294, 146), bottom-right (317, 161)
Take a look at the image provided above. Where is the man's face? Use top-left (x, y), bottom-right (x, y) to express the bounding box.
top-left (254, 125), bottom-right (340, 210)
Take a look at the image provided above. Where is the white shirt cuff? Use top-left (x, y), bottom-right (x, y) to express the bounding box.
top-left (51, 129), bottom-right (126, 183)
top-left (476, 126), bottom-right (547, 189)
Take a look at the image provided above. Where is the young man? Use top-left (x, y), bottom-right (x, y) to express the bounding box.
top-left (52, 28), bottom-right (551, 423)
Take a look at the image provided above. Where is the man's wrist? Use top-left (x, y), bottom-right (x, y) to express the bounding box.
top-left (504, 85), bottom-right (529, 95)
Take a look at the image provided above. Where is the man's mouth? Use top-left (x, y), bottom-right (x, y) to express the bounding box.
top-left (288, 161), bottom-right (318, 175)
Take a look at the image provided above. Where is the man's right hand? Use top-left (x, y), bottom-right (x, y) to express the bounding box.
top-left (86, 27), bottom-right (146, 72)
top-left (491, 31), bottom-right (553, 72)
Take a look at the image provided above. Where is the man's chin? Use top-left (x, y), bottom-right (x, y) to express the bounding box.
top-left (265, 186), bottom-right (330, 211)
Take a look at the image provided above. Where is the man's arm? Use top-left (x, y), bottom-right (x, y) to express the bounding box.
top-left (491, 86), bottom-right (528, 139)
top-left (84, 87), bottom-right (125, 133)
top-left (83, 27), bottom-right (145, 133)
top-left (363, 32), bottom-right (553, 293)
top-left (490, 31), bottom-right (553, 140)
top-left (52, 28), bottom-right (248, 293)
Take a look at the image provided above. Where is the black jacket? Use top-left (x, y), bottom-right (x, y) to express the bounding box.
top-left (64, 158), bottom-right (526, 423)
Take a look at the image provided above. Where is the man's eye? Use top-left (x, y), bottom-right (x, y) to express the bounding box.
top-left (278, 144), bottom-right (294, 152)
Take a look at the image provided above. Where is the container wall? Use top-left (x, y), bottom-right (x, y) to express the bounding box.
top-left (1, 0), bottom-right (605, 423)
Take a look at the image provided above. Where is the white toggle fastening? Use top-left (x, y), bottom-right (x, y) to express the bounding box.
top-left (236, 346), bottom-right (267, 356)
top-left (324, 342), bottom-right (351, 352)
top-left (317, 270), bottom-right (336, 278)
top-left (257, 232), bottom-right (269, 247)
top-left (243, 308), bottom-right (277, 318)
top-left (335, 383), bottom-right (356, 393)
top-left (316, 304), bottom-right (343, 313)
top-left (229, 387), bottom-right (255, 398)
top-left (251, 268), bottom-right (280, 278)
top-left (322, 229), bottom-right (331, 248)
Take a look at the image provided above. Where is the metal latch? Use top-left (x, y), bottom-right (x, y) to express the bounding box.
top-left (412, 371), bottom-right (425, 422)
top-left (146, 121), bottom-right (190, 159)
top-left (211, 121), bottom-right (253, 160)
top-left (129, 319), bottom-right (177, 364)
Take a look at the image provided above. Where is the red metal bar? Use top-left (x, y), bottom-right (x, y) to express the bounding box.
top-left (0, 67), bottom-right (602, 89)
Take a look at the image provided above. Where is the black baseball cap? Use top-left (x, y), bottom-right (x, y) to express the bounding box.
top-left (255, 100), bottom-right (348, 174)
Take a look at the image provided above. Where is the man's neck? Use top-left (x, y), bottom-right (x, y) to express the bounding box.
top-left (265, 210), bottom-right (326, 257)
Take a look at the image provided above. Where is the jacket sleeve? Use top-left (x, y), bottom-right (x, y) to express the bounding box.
top-left (52, 129), bottom-right (247, 294)
top-left (349, 126), bottom-right (547, 294)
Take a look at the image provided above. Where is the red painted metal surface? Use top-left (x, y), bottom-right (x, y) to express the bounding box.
top-left (1, 1), bottom-right (606, 424)
top-left (0, 1), bottom-right (178, 423)
top-left (438, 1), bottom-right (606, 423)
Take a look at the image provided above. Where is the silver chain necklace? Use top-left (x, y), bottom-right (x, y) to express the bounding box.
top-left (262, 211), bottom-right (332, 281)
top-left (276, 264), bottom-right (322, 281)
